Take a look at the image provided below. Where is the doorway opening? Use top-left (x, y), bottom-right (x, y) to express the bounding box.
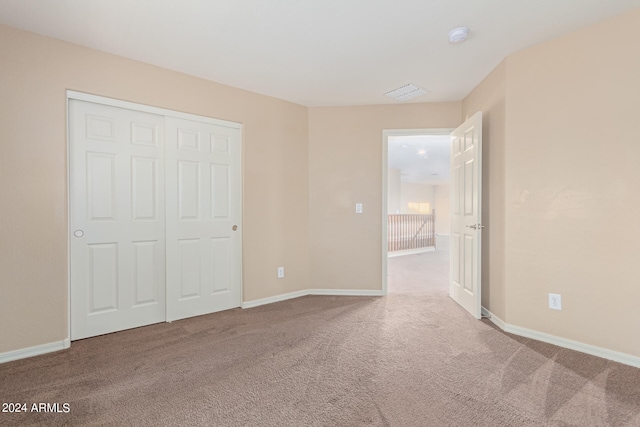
top-left (382, 129), bottom-right (452, 295)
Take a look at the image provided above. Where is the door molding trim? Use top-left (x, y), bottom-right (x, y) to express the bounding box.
top-left (381, 128), bottom-right (453, 296)
top-left (67, 91), bottom-right (242, 129)
top-left (482, 308), bottom-right (640, 369)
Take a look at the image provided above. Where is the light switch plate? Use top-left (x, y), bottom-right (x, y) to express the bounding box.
top-left (356, 203), bottom-right (363, 214)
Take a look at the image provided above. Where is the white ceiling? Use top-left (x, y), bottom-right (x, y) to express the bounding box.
top-left (388, 134), bottom-right (450, 186)
top-left (2, 1), bottom-right (639, 106)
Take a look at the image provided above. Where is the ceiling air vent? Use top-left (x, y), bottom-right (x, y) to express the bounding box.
top-left (384, 84), bottom-right (429, 102)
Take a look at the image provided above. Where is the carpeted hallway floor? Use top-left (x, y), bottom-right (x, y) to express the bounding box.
top-left (1, 249), bottom-right (639, 426)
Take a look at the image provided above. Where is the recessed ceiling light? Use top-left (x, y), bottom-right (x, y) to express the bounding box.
top-left (417, 150), bottom-right (426, 155)
top-left (384, 83), bottom-right (429, 102)
top-left (449, 27), bottom-right (469, 43)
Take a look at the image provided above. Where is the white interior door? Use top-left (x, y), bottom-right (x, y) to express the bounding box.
top-left (70, 100), bottom-right (166, 340)
top-left (165, 117), bottom-right (242, 321)
top-left (450, 112), bottom-right (482, 319)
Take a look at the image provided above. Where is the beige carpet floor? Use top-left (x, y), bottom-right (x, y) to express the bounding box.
top-left (1, 249), bottom-right (639, 426)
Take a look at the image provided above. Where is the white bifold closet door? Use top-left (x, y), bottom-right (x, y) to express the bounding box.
top-left (69, 98), bottom-right (241, 340)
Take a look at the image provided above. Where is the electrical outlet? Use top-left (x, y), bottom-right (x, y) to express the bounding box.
top-left (549, 293), bottom-right (562, 310)
top-left (277, 267), bottom-right (284, 278)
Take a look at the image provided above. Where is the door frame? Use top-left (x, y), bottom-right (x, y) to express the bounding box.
top-left (66, 90), bottom-right (243, 344)
top-left (381, 128), bottom-right (453, 295)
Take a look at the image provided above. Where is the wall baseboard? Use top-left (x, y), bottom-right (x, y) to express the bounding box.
top-left (388, 247), bottom-right (435, 258)
top-left (308, 289), bottom-right (384, 297)
top-left (242, 289), bottom-right (383, 309)
top-left (241, 290), bottom-right (309, 309)
top-left (481, 306), bottom-right (506, 330)
top-left (0, 339), bottom-right (70, 364)
top-left (481, 307), bottom-right (640, 369)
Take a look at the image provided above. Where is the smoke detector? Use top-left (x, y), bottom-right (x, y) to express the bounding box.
top-left (449, 27), bottom-right (469, 43)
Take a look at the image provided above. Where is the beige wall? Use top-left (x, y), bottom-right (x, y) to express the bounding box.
top-left (400, 182), bottom-right (435, 214)
top-left (308, 103), bottom-right (461, 290)
top-left (0, 24), bottom-right (310, 353)
top-left (434, 184), bottom-right (450, 235)
top-left (463, 8), bottom-right (640, 358)
top-left (503, 8), bottom-right (640, 357)
top-left (462, 60), bottom-right (507, 319)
